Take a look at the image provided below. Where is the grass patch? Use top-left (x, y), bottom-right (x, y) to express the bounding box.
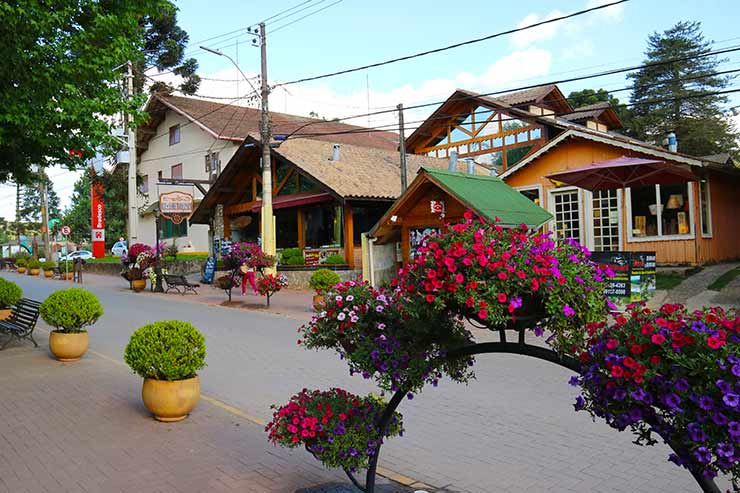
top-left (87, 256), bottom-right (122, 264)
top-left (708, 267), bottom-right (740, 291)
top-left (656, 272), bottom-right (686, 290)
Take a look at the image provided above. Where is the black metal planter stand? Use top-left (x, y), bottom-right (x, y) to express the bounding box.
top-left (340, 324), bottom-right (721, 493)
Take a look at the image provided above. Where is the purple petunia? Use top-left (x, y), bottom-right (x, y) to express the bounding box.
top-left (574, 395), bottom-right (586, 411)
top-left (728, 421), bottom-right (740, 437)
top-left (732, 364), bottom-right (740, 378)
top-left (569, 376), bottom-right (580, 387)
top-left (717, 379), bottom-right (732, 393)
top-left (630, 388), bottom-right (647, 401)
top-left (675, 378), bottom-right (690, 392)
top-left (712, 413), bottom-right (728, 426)
top-left (723, 392), bottom-right (739, 408)
top-left (688, 423), bottom-right (707, 443)
top-left (665, 393), bottom-right (681, 409)
top-left (563, 304), bottom-right (575, 317)
top-left (717, 442), bottom-right (735, 458)
top-left (693, 447), bottom-right (712, 465)
top-left (699, 396), bottom-right (715, 411)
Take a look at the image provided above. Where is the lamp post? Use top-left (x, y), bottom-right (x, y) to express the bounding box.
top-left (153, 209), bottom-right (164, 293)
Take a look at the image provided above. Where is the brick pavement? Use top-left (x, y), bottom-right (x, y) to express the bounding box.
top-left (0, 343), bottom-right (408, 493)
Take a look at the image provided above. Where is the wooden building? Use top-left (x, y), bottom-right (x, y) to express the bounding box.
top-left (404, 85), bottom-right (740, 265)
top-left (190, 137), bottom-right (484, 270)
top-left (370, 168), bottom-right (552, 264)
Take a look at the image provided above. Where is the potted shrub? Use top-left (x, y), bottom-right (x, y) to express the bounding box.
top-left (42, 260), bottom-right (56, 278)
top-left (127, 267), bottom-right (146, 291)
top-left (323, 254), bottom-right (345, 265)
top-left (27, 259), bottom-right (41, 276)
top-left (124, 320), bottom-right (206, 422)
top-left (308, 268), bottom-right (341, 306)
top-left (280, 247), bottom-right (305, 266)
top-left (40, 288), bottom-right (104, 361)
top-left (15, 258), bottom-right (27, 274)
top-left (0, 278), bottom-right (22, 320)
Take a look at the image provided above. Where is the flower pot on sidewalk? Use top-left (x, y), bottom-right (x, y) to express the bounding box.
top-left (29, 268), bottom-right (40, 276)
top-left (40, 289), bottom-right (103, 362)
top-left (131, 279), bottom-right (146, 292)
top-left (17, 267), bottom-right (26, 274)
top-left (0, 278), bottom-right (22, 320)
top-left (124, 320), bottom-right (206, 422)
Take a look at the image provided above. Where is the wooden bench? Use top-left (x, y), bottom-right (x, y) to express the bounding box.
top-left (164, 274), bottom-right (200, 295)
top-left (0, 298), bottom-right (41, 350)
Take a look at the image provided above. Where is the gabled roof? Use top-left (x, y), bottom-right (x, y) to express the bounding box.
top-left (404, 87), bottom-right (572, 152)
top-left (138, 94), bottom-right (400, 151)
top-left (560, 101), bottom-right (623, 129)
top-left (498, 128), bottom-right (705, 181)
top-left (190, 138), bottom-right (488, 223)
top-left (370, 168), bottom-right (552, 242)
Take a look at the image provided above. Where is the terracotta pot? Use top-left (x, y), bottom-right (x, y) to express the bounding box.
top-left (312, 294), bottom-right (324, 307)
top-left (64, 272), bottom-right (74, 280)
top-left (44, 270), bottom-right (54, 278)
top-left (131, 279), bottom-right (146, 292)
top-left (49, 331), bottom-right (89, 362)
top-left (0, 308), bottom-right (12, 320)
top-left (142, 376), bottom-right (200, 422)
top-left (30, 268), bottom-right (40, 276)
top-left (17, 267), bottom-right (26, 274)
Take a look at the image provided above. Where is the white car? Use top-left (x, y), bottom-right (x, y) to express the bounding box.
top-left (59, 250), bottom-right (93, 262)
top-left (111, 241), bottom-right (128, 257)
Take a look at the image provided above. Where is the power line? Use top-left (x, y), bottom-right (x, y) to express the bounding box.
top-left (270, 0), bottom-right (344, 34)
top-left (276, 0), bottom-right (629, 87)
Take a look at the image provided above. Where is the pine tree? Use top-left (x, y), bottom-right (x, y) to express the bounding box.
top-left (18, 173), bottom-right (60, 223)
top-left (628, 21), bottom-right (738, 157)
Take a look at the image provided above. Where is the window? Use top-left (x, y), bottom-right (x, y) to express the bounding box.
top-left (158, 170), bottom-right (163, 181)
top-left (516, 185), bottom-right (541, 206)
top-left (169, 125), bottom-right (180, 145)
top-left (139, 174), bottom-right (148, 194)
top-left (591, 189), bottom-right (620, 252)
top-left (699, 180), bottom-right (712, 237)
top-left (629, 183), bottom-right (692, 238)
top-left (275, 209), bottom-right (298, 248)
top-left (352, 205), bottom-right (388, 246)
top-left (304, 204), bottom-right (342, 248)
top-left (171, 163), bottom-right (183, 179)
top-left (161, 218), bottom-right (187, 239)
top-left (551, 189), bottom-right (581, 241)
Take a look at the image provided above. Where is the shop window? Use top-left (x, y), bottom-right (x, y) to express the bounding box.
top-left (699, 180), bottom-right (712, 237)
top-left (171, 163), bottom-right (183, 179)
top-left (629, 184), bottom-right (691, 238)
top-left (352, 205), bottom-right (388, 246)
top-left (275, 209), bottom-right (298, 248)
top-left (140, 174), bottom-right (148, 194)
top-left (158, 170), bottom-right (163, 181)
top-left (169, 124), bottom-right (180, 145)
top-left (161, 218), bottom-right (187, 239)
top-left (304, 204), bottom-right (342, 248)
top-left (591, 189), bottom-right (620, 252)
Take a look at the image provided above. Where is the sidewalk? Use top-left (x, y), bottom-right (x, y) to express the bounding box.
top-left (0, 342), bottom-right (410, 493)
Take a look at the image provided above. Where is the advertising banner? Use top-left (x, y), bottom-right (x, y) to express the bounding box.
top-left (591, 251), bottom-right (656, 301)
top-left (91, 180), bottom-right (105, 258)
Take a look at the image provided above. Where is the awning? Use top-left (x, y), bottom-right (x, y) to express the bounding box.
top-left (545, 156), bottom-right (696, 191)
top-left (250, 192), bottom-right (334, 212)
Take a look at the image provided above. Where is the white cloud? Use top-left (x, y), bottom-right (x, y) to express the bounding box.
top-left (511, 10), bottom-right (565, 49)
top-left (562, 39), bottom-right (595, 60)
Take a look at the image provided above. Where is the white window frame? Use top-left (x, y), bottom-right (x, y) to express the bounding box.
top-left (547, 186), bottom-right (584, 243)
top-left (626, 182), bottom-right (695, 243)
top-left (699, 179), bottom-right (713, 238)
top-left (584, 188), bottom-right (623, 252)
top-left (514, 184), bottom-right (544, 207)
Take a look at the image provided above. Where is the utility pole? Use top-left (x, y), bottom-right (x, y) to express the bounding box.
top-left (39, 175), bottom-right (50, 260)
top-left (259, 22), bottom-right (276, 268)
top-left (125, 61), bottom-right (139, 246)
top-left (397, 103), bottom-right (408, 192)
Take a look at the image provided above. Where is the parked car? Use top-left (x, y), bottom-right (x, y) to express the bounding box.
top-left (111, 241), bottom-right (128, 257)
top-left (59, 250), bottom-right (93, 262)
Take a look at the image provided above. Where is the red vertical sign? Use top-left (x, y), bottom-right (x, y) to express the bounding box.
top-left (91, 162), bottom-right (105, 258)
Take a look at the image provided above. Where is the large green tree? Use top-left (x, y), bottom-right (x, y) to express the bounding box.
top-left (567, 88), bottom-right (633, 132)
top-left (0, 1), bottom-right (200, 184)
top-left (18, 174), bottom-right (62, 223)
top-left (628, 21), bottom-right (738, 157)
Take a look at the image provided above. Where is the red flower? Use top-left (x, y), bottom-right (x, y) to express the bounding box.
top-left (606, 339), bottom-right (618, 350)
top-left (463, 210), bottom-right (473, 220)
top-left (623, 357), bottom-right (637, 369)
top-left (649, 354), bottom-right (662, 365)
top-left (478, 309), bottom-right (489, 319)
top-left (425, 294), bottom-right (435, 303)
top-left (339, 413), bottom-right (347, 421)
top-left (707, 336), bottom-right (725, 349)
top-left (616, 316), bottom-right (627, 326)
top-left (497, 293), bottom-right (507, 303)
top-left (516, 270), bottom-right (526, 280)
top-left (651, 334), bottom-right (666, 345)
top-left (497, 272), bottom-right (508, 281)
top-left (611, 366), bottom-right (624, 378)
top-left (455, 273), bottom-right (464, 284)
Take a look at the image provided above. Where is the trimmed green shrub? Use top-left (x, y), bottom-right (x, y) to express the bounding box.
top-left (323, 254), bottom-right (345, 265)
top-left (27, 259), bottom-right (41, 269)
top-left (309, 268), bottom-right (341, 292)
top-left (284, 255), bottom-right (305, 265)
top-left (0, 278), bottom-right (22, 308)
top-left (12, 251), bottom-right (30, 259)
top-left (40, 288), bottom-right (103, 333)
top-left (15, 258), bottom-right (27, 267)
top-left (42, 260), bottom-right (56, 271)
top-left (124, 320), bottom-right (206, 381)
top-left (280, 247), bottom-right (304, 265)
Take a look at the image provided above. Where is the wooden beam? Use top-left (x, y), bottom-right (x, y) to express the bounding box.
top-left (223, 216), bottom-right (231, 239)
top-left (224, 201), bottom-right (256, 216)
top-left (344, 204), bottom-right (354, 270)
top-left (297, 208), bottom-right (305, 250)
top-left (274, 168), bottom-right (294, 195)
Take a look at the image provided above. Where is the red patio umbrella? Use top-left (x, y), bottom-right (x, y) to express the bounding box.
top-left (545, 156), bottom-right (696, 191)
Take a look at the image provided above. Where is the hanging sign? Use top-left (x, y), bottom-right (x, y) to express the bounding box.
top-left (591, 251), bottom-right (656, 301)
top-left (430, 200), bottom-right (445, 215)
top-left (160, 191), bottom-right (194, 225)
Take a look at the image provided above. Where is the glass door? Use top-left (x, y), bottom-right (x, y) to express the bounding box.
top-left (591, 189), bottom-right (621, 251)
top-left (551, 189), bottom-right (582, 242)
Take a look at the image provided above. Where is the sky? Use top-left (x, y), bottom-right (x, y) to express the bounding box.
top-left (4, 0), bottom-right (739, 222)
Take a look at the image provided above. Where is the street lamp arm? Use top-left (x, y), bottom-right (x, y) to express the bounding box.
top-left (199, 45), bottom-right (261, 98)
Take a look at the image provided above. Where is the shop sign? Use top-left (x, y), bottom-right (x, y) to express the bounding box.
top-left (160, 191), bottom-right (194, 224)
top-left (591, 251), bottom-right (656, 301)
top-left (430, 200), bottom-right (445, 215)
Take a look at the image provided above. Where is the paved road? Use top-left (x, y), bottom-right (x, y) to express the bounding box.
top-left (6, 272), bottom-right (725, 492)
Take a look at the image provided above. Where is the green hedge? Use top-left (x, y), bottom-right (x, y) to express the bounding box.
top-left (0, 278), bottom-right (22, 308)
top-left (40, 288), bottom-right (103, 333)
top-left (280, 247), bottom-right (304, 265)
top-left (124, 320), bottom-right (206, 381)
top-left (42, 260), bottom-right (56, 271)
top-left (323, 254), bottom-right (345, 265)
top-left (309, 268), bottom-right (341, 292)
top-left (27, 259), bottom-right (41, 269)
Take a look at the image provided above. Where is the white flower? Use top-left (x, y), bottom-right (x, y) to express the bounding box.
top-left (337, 313), bottom-right (346, 321)
top-left (346, 295), bottom-right (354, 302)
top-left (335, 295), bottom-right (343, 302)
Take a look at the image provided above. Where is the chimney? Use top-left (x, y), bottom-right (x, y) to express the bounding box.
top-left (331, 143), bottom-right (341, 162)
top-left (667, 132), bottom-right (677, 152)
top-left (466, 158), bottom-right (475, 175)
top-left (448, 151), bottom-right (458, 172)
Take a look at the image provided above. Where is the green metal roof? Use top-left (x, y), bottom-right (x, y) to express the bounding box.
top-left (423, 168), bottom-right (553, 228)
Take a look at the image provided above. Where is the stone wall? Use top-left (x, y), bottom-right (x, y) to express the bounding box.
top-left (83, 259), bottom-right (205, 277)
top-left (277, 268), bottom-right (359, 289)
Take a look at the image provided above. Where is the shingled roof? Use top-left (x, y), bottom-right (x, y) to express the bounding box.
top-left (139, 94), bottom-right (400, 151)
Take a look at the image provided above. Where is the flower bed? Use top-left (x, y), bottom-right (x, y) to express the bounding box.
top-left (575, 303), bottom-right (740, 482)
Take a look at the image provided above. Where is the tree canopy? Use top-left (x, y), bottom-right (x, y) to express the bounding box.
top-left (19, 174), bottom-right (62, 224)
top-left (0, 1), bottom-right (200, 183)
top-left (628, 21), bottom-right (738, 157)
